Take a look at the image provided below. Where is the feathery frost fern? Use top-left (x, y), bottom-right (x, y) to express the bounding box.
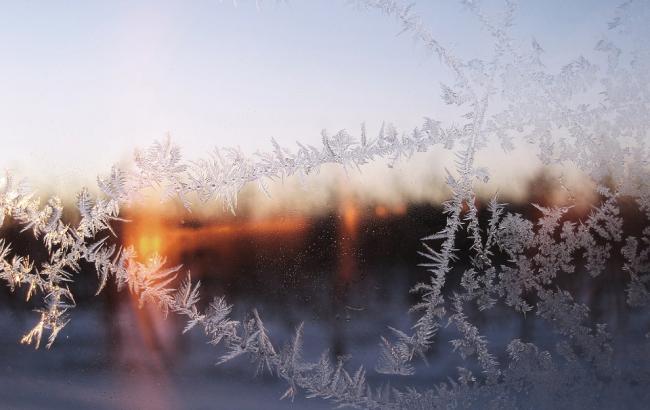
top-left (2, 0), bottom-right (650, 408)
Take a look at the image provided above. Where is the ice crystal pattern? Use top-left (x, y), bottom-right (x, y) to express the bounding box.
top-left (1, 0), bottom-right (650, 408)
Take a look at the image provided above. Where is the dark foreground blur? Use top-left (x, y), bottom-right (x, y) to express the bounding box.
top-left (0, 195), bottom-right (646, 409)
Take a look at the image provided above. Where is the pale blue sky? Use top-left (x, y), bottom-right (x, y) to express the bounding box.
top-left (0, 0), bottom-right (620, 192)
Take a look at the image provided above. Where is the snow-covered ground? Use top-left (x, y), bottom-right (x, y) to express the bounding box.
top-left (1, 268), bottom-right (649, 410)
top-left (0, 307), bottom-right (336, 410)
top-left (0, 280), bottom-right (424, 410)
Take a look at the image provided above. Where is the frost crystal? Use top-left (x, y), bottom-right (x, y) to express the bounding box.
top-left (1, 0), bottom-right (650, 408)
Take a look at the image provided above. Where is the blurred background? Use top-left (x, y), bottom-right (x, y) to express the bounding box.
top-left (1, 168), bottom-right (645, 409)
